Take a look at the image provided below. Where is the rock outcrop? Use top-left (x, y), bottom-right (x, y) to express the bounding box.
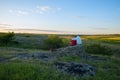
top-left (54, 62), bottom-right (96, 77)
top-left (55, 45), bottom-right (85, 57)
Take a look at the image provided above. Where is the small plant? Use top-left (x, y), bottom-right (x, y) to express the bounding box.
top-left (85, 43), bottom-right (112, 56)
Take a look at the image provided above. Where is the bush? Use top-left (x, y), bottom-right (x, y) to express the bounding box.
top-left (43, 35), bottom-right (69, 50)
top-left (85, 43), bottom-right (112, 55)
top-left (61, 38), bottom-right (70, 47)
top-left (0, 32), bottom-right (15, 45)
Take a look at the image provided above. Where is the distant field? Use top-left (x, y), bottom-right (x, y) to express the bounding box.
top-left (81, 35), bottom-right (120, 44)
top-left (0, 33), bottom-right (120, 80)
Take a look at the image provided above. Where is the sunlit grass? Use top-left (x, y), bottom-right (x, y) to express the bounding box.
top-left (102, 37), bottom-right (120, 40)
top-left (81, 35), bottom-right (120, 44)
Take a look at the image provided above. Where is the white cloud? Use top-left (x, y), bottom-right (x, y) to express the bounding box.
top-left (9, 9), bottom-right (28, 16)
top-left (0, 24), bottom-right (13, 29)
top-left (36, 6), bottom-right (52, 14)
top-left (0, 24), bottom-right (12, 26)
top-left (57, 7), bottom-right (62, 11)
top-left (39, 11), bottom-right (44, 14)
top-left (17, 10), bottom-right (28, 15)
top-left (36, 9), bottom-right (44, 14)
top-left (92, 27), bottom-right (108, 30)
top-left (9, 6), bottom-right (62, 15)
top-left (9, 9), bottom-right (13, 13)
top-left (36, 6), bottom-right (62, 14)
top-left (37, 6), bottom-right (52, 12)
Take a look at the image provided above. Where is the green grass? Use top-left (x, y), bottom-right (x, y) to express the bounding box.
top-left (0, 55), bottom-right (119, 80)
top-left (81, 35), bottom-right (120, 44)
top-left (82, 35), bottom-right (120, 58)
top-left (0, 57), bottom-right (120, 80)
top-left (0, 33), bottom-right (120, 80)
top-left (0, 62), bottom-right (90, 80)
top-left (57, 56), bottom-right (82, 62)
top-left (57, 55), bottom-right (120, 80)
top-left (0, 33), bottom-right (47, 49)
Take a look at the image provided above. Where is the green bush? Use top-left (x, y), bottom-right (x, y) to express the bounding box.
top-left (0, 32), bottom-right (15, 45)
top-left (85, 43), bottom-right (112, 55)
top-left (61, 38), bottom-right (70, 47)
top-left (43, 35), bottom-right (69, 50)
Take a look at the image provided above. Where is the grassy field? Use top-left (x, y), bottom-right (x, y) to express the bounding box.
top-left (82, 35), bottom-right (120, 44)
top-left (0, 33), bottom-right (120, 80)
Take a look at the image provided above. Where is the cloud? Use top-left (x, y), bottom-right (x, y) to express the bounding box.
top-left (0, 24), bottom-right (13, 27)
top-left (36, 6), bottom-right (62, 14)
top-left (92, 27), bottom-right (108, 30)
top-left (3, 28), bottom-right (71, 34)
top-left (74, 16), bottom-right (81, 18)
top-left (9, 10), bottom-right (13, 13)
top-left (0, 24), bottom-right (13, 30)
top-left (36, 6), bottom-right (52, 14)
top-left (17, 10), bottom-right (28, 15)
top-left (73, 16), bottom-right (84, 19)
top-left (9, 9), bottom-right (28, 16)
top-left (37, 6), bottom-right (52, 12)
top-left (57, 7), bottom-right (62, 11)
top-left (9, 6), bottom-right (62, 16)
top-left (4, 28), bottom-right (65, 33)
top-left (0, 24), bottom-right (12, 27)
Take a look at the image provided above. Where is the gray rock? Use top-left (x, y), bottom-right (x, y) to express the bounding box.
top-left (16, 52), bottom-right (56, 61)
top-left (55, 45), bottom-right (84, 57)
top-left (54, 62), bottom-right (96, 77)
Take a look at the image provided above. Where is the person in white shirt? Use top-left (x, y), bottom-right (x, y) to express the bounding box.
top-left (75, 35), bottom-right (82, 44)
top-left (72, 35), bottom-right (82, 45)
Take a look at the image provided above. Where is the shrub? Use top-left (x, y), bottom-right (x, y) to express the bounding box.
top-left (43, 35), bottom-right (69, 50)
top-left (61, 38), bottom-right (70, 47)
top-left (0, 32), bottom-right (15, 45)
top-left (85, 43), bottom-right (112, 56)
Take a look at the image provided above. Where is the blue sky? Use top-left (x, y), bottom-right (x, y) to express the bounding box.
top-left (0, 0), bottom-right (120, 34)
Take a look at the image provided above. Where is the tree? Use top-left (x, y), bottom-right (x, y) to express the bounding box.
top-left (0, 32), bottom-right (15, 45)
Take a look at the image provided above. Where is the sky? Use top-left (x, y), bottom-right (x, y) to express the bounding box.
top-left (0, 0), bottom-right (120, 34)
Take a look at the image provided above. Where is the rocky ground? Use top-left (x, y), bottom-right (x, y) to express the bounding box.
top-left (0, 45), bottom-right (110, 77)
top-left (54, 62), bottom-right (96, 77)
top-left (55, 45), bottom-right (85, 57)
